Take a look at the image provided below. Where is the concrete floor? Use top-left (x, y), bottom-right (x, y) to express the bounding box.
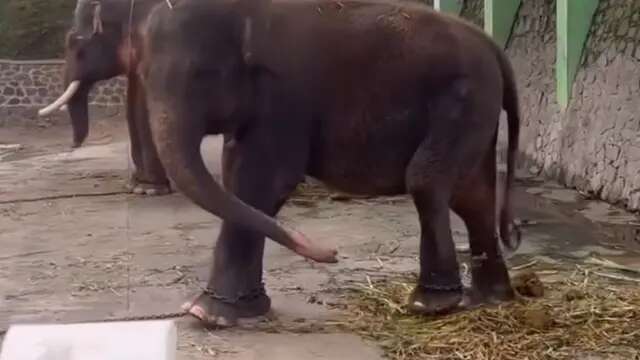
top-left (1, 109), bottom-right (639, 359)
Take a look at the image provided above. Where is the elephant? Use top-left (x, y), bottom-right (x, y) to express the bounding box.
top-left (138, 0), bottom-right (522, 327)
top-left (38, 0), bottom-right (172, 196)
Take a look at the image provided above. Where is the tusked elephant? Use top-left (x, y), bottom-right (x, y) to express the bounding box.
top-left (139, 0), bottom-right (522, 327)
top-left (38, 0), bottom-right (172, 196)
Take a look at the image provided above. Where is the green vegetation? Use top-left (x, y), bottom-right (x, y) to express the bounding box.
top-left (0, 0), bottom-right (76, 59)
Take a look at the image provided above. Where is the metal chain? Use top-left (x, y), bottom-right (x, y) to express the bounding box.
top-left (0, 311), bottom-right (187, 337)
top-left (419, 283), bottom-right (464, 291)
top-left (0, 284), bottom-right (268, 336)
top-left (202, 284), bottom-right (267, 305)
top-left (0, 0), bottom-right (186, 340)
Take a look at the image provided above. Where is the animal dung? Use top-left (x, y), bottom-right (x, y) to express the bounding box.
top-left (511, 271), bottom-right (545, 298)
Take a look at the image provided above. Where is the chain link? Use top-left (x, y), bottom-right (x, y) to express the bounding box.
top-left (0, 311), bottom-right (187, 337)
top-left (0, 284), bottom-right (269, 336)
top-left (202, 283), bottom-right (267, 305)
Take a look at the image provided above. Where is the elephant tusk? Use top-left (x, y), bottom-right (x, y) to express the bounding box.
top-left (38, 81), bottom-right (81, 117)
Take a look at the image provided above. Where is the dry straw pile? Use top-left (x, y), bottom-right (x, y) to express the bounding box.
top-left (337, 260), bottom-right (640, 360)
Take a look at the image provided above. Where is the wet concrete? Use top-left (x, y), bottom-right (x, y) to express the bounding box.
top-left (1, 113), bottom-right (639, 359)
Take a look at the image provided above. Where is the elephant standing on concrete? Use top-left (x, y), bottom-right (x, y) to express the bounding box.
top-left (138, 0), bottom-right (523, 328)
top-left (38, 0), bottom-right (171, 195)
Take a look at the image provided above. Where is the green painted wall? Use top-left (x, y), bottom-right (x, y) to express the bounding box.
top-left (556, 0), bottom-right (599, 109)
top-left (484, 0), bottom-right (521, 48)
top-left (434, 0), bottom-right (463, 15)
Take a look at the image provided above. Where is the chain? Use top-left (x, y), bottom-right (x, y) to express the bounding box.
top-left (418, 272), bottom-right (464, 292)
top-left (202, 284), bottom-right (267, 305)
top-left (0, 284), bottom-right (268, 335)
top-left (0, 0), bottom-right (188, 340)
top-left (0, 311), bottom-right (187, 337)
top-left (419, 283), bottom-right (464, 291)
top-left (0, 285), bottom-right (269, 336)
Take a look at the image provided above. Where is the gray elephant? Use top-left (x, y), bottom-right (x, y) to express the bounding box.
top-left (38, 0), bottom-right (171, 195)
top-left (137, 0), bottom-right (522, 328)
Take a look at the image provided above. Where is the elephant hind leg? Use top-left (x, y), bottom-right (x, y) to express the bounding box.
top-left (451, 142), bottom-right (515, 308)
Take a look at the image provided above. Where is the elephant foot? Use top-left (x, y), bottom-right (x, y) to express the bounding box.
top-left (407, 284), bottom-right (463, 315)
top-left (462, 253), bottom-right (516, 308)
top-left (181, 287), bottom-right (271, 328)
top-left (459, 284), bottom-right (515, 311)
top-left (125, 178), bottom-right (171, 196)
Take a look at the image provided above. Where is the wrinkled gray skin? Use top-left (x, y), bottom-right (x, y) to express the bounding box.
top-left (139, 0), bottom-right (522, 328)
top-left (60, 0), bottom-right (170, 195)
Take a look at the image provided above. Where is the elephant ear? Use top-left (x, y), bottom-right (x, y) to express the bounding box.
top-left (236, 0), bottom-right (272, 65)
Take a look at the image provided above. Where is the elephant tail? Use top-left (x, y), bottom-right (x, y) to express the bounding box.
top-left (496, 47), bottom-right (522, 253)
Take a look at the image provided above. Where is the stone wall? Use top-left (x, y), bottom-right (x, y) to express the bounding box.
top-left (460, 0), bottom-right (484, 28)
top-left (0, 60), bottom-right (126, 109)
top-left (507, 0), bottom-right (640, 210)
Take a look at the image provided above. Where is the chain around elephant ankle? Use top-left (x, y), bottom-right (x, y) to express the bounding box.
top-left (202, 283), bottom-right (267, 304)
top-left (418, 282), bottom-right (463, 291)
top-left (418, 271), bottom-right (463, 292)
top-left (470, 249), bottom-right (505, 267)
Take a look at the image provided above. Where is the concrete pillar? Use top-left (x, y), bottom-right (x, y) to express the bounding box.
top-left (484, 0), bottom-right (521, 48)
top-left (556, 0), bottom-right (599, 109)
top-left (434, 0), bottom-right (463, 15)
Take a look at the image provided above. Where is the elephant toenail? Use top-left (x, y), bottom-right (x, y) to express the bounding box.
top-left (181, 301), bottom-right (193, 311)
top-left (189, 305), bottom-right (206, 320)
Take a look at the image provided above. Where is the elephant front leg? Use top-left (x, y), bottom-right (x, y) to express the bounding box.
top-left (125, 75), bottom-right (171, 196)
top-left (183, 137), bottom-right (304, 327)
top-left (183, 222), bottom-right (272, 327)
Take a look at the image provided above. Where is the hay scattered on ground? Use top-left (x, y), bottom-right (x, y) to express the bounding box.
top-left (337, 265), bottom-right (640, 360)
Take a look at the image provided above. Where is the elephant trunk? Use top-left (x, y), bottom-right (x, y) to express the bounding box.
top-left (66, 83), bottom-right (92, 148)
top-left (38, 72), bottom-right (94, 148)
top-left (149, 105), bottom-right (338, 264)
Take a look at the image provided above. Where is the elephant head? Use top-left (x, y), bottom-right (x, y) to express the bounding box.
top-left (38, 0), bottom-right (161, 147)
top-left (138, 0), bottom-right (338, 263)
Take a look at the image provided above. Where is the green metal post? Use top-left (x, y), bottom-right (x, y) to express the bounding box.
top-left (434, 0), bottom-right (463, 15)
top-left (556, 0), bottom-right (599, 109)
top-left (484, 0), bottom-right (521, 48)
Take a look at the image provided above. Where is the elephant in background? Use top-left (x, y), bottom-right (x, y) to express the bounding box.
top-left (139, 0), bottom-right (522, 328)
top-left (38, 0), bottom-right (171, 195)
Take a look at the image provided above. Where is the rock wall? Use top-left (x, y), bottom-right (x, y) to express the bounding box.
top-left (0, 60), bottom-right (126, 109)
top-left (507, 0), bottom-right (640, 210)
top-left (460, 0), bottom-right (484, 28)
